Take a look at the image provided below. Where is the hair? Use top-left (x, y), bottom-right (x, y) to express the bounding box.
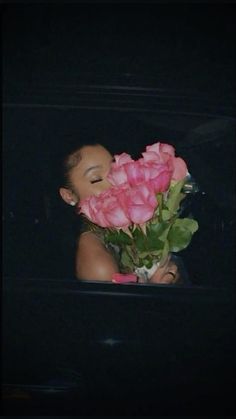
top-left (60, 143), bottom-right (99, 190)
top-left (54, 141), bottom-right (100, 190)
top-left (40, 137), bottom-right (116, 277)
top-left (43, 134), bottom-right (116, 200)
top-left (56, 138), bottom-right (109, 190)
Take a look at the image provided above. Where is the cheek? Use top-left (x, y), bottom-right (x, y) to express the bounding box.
top-left (74, 180), bottom-right (112, 200)
top-left (89, 184), bottom-right (106, 197)
top-left (76, 185), bottom-right (93, 200)
top-left (93, 180), bottom-right (112, 196)
top-left (70, 181), bottom-right (88, 201)
top-left (76, 183), bottom-right (102, 200)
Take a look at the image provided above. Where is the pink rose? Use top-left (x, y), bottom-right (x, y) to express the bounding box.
top-left (141, 161), bottom-right (172, 192)
top-left (124, 182), bottom-right (157, 224)
top-left (146, 142), bottom-right (175, 157)
top-left (103, 189), bottom-right (131, 227)
top-left (78, 197), bottom-right (94, 220)
top-left (107, 153), bottom-right (133, 186)
top-left (124, 160), bottom-right (146, 186)
top-left (79, 187), bottom-right (131, 228)
top-left (171, 157), bottom-right (188, 181)
top-left (109, 155), bottom-right (172, 190)
top-left (79, 142), bottom-right (188, 229)
top-left (79, 194), bottom-right (110, 227)
top-left (108, 156), bottom-right (143, 187)
top-left (149, 169), bottom-right (172, 193)
top-left (142, 141), bottom-right (188, 181)
top-left (142, 142), bottom-right (174, 164)
top-left (107, 165), bottom-right (128, 186)
top-left (113, 152), bottom-right (134, 166)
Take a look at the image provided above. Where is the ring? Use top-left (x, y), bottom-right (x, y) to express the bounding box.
top-left (167, 271), bottom-right (176, 279)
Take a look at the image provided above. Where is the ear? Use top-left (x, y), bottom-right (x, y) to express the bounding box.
top-left (59, 187), bottom-right (78, 206)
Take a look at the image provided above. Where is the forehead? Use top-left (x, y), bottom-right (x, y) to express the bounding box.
top-left (79, 145), bottom-right (112, 163)
top-left (70, 145), bottom-right (112, 175)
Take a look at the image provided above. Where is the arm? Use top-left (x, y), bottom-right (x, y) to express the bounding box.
top-left (76, 233), bottom-right (180, 284)
top-left (75, 232), bottom-right (119, 281)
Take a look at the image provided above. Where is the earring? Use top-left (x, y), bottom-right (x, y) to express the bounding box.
top-left (70, 201), bottom-right (76, 206)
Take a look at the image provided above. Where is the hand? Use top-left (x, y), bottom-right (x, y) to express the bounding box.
top-left (149, 254), bottom-right (180, 284)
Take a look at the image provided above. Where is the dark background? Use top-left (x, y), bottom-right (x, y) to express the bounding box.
top-left (2, 4), bottom-right (236, 415)
top-left (2, 3), bottom-right (236, 285)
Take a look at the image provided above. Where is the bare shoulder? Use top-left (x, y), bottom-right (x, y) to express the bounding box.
top-left (75, 232), bottom-right (119, 281)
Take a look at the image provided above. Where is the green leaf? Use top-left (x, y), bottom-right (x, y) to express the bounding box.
top-left (167, 217), bottom-right (198, 252)
top-left (161, 239), bottom-right (170, 262)
top-left (150, 249), bottom-right (163, 257)
top-left (147, 221), bottom-right (171, 246)
top-left (168, 226), bottom-right (192, 252)
top-left (139, 251), bottom-right (151, 258)
top-left (173, 218), bottom-right (199, 234)
top-left (145, 260), bottom-right (153, 269)
top-left (120, 249), bottom-right (133, 272)
top-left (125, 245), bottom-right (140, 265)
top-left (162, 209), bottom-right (172, 221)
top-left (105, 229), bottom-right (120, 244)
top-left (148, 220), bottom-right (169, 235)
top-left (119, 230), bottom-right (133, 245)
top-left (156, 193), bottom-right (163, 220)
top-left (142, 256), bottom-right (153, 269)
top-left (147, 236), bottom-right (165, 252)
top-left (166, 178), bottom-right (186, 214)
top-left (105, 229), bottom-right (133, 246)
top-left (132, 227), bottom-right (147, 252)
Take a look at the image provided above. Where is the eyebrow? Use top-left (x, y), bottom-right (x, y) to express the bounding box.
top-left (83, 157), bottom-right (114, 177)
top-left (83, 165), bottom-right (102, 176)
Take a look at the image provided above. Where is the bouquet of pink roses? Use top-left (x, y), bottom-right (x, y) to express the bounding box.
top-left (79, 142), bottom-right (198, 278)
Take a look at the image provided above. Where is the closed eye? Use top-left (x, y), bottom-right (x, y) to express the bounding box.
top-left (90, 178), bottom-right (103, 184)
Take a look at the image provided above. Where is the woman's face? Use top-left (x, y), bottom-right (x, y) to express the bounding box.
top-left (68, 145), bottom-right (114, 201)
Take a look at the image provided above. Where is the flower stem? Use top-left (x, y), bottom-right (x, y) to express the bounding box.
top-left (157, 193), bottom-right (163, 222)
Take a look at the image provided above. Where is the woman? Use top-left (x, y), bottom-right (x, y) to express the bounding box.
top-left (59, 142), bottom-right (181, 284)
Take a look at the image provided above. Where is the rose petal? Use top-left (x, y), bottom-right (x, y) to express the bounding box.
top-left (172, 157), bottom-right (188, 181)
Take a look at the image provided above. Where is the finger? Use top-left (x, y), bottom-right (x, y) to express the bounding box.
top-left (160, 273), bottom-right (178, 284)
top-left (161, 264), bottom-right (179, 283)
top-left (149, 259), bottom-right (179, 283)
top-left (164, 261), bottom-right (178, 276)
